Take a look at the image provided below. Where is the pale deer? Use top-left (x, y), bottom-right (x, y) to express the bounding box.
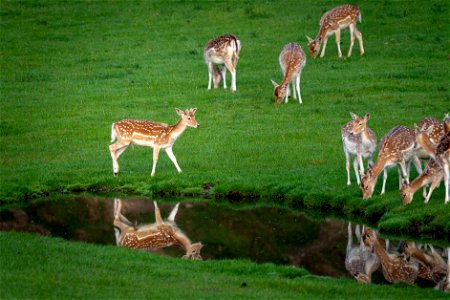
top-left (113, 199), bottom-right (203, 260)
top-left (360, 126), bottom-right (422, 199)
top-left (415, 115), bottom-right (450, 204)
top-left (364, 230), bottom-right (419, 284)
top-left (341, 112), bottom-right (377, 186)
top-left (404, 242), bottom-right (447, 284)
top-left (204, 34), bottom-right (241, 92)
top-left (401, 160), bottom-right (443, 205)
top-left (271, 43), bottom-right (307, 104)
top-left (109, 108), bottom-right (199, 177)
top-left (345, 222), bottom-right (380, 283)
top-left (306, 4), bottom-right (364, 58)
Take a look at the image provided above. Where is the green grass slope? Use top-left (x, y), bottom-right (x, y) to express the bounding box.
top-left (0, 1), bottom-right (449, 238)
top-left (1, 231), bottom-right (448, 299)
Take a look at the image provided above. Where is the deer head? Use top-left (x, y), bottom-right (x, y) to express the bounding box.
top-left (306, 35), bottom-right (320, 58)
top-left (360, 167), bottom-right (375, 199)
top-left (400, 179), bottom-right (412, 205)
top-left (183, 242), bottom-right (203, 260)
top-left (176, 108), bottom-right (200, 128)
top-left (271, 80), bottom-right (288, 104)
top-left (350, 112), bottom-right (371, 135)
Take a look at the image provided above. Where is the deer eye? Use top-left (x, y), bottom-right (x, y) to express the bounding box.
top-left (187, 117), bottom-right (191, 120)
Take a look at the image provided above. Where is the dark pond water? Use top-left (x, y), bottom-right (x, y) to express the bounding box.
top-left (0, 196), bottom-right (448, 289)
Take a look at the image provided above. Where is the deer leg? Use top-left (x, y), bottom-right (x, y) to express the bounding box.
top-left (224, 60), bottom-right (236, 92)
top-left (109, 141), bottom-right (130, 176)
top-left (357, 153), bottom-right (365, 177)
top-left (165, 147), bottom-right (182, 174)
top-left (347, 222), bottom-right (353, 253)
top-left (167, 203), bottom-right (180, 222)
top-left (221, 66), bottom-right (227, 89)
top-left (354, 27), bottom-right (364, 56)
top-left (348, 24), bottom-right (355, 57)
top-left (381, 168), bottom-right (388, 194)
top-left (213, 65), bottom-right (221, 89)
top-left (295, 75), bottom-right (302, 104)
top-left (320, 37), bottom-right (328, 58)
top-left (335, 29), bottom-right (342, 58)
top-left (151, 146), bottom-right (161, 177)
top-left (353, 157), bottom-right (360, 185)
top-left (399, 160), bottom-right (409, 185)
top-left (345, 150), bottom-right (351, 185)
top-left (425, 174), bottom-right (442, 204)
top-left (153, 201), bottom-right (164, 225)
top-left (207, 62), bottom-right (214, 90)
top-left (443, 163), bottom-right (449, 204)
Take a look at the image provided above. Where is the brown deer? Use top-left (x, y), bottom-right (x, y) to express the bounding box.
top-left (435, 248), bottom-right (449, 292)
top-left (401, 160), bottom-right (443, 204)
top-left (415, 115), bottom-right (450, 204)
top-left (306, 4), bottom-right (364, 58)
top-left (341, 112), bottom-right (377, 186)
top-left (345, 222), bottom-right (380, 283)
top-left (109, 108), bottom-right (199, 177)
top-left (404, 242), bottom-right (447, 284)
top-left (364, 230), bottom-right (419, 284)
top-left (113, 199), bottom-right (203, 260)
top-left (204, 34), bottom-right (241, 92)
top-left (271, 43), bottom-right (307, 104)
top-left (360, 126), bottom-right (422, 199)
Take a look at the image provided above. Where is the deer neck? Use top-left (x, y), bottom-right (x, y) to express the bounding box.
top-left (169, 120), bottom-right (188, 141)
top-left (407, 172), bottom-right (432, 195)
top-left (372, 241), bottom-right (391, 266)
top-left (173, 231), bottom-right (192, 252)
top-left (316, 26), bottom-right (329, 44)
top-left (417, 134), bottom-right (436, 158)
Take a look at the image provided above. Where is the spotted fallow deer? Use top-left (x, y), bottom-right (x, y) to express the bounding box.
top-left (435, 248), bottom-right (449, 292)
top-left (341, 112), bottom-right (377, 186)
top-left (306, 4), bottom-right (364, 58)
top-left (271, 43), bottom-right (307, 104)
top-left (113, 199), bottom-right (203, 260)
top-left (364, 230), bottom-right (419, 284)
top-left (404, 242), bottom-right (447, 284)
top-left (345, 222), bottom-right (380, 283)
top-left (204, 34), bottom-right (241, 92)
top-left (401, 159), bottom-right (443, 205)
top-left (415, 115), bottom-right (450, 204)
top-left (109, 108), bottom-right (199, 177)
top-left (360, 126), bottom-right (422, 199)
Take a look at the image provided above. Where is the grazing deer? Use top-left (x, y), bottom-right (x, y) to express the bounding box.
top-left (415, 115), bottom-right (450, 204)
top-left (109, 108), bottom-right (199, 177)
top-left (404, 242), bottom-right (447, 283)
top-left (345, 222), bottom-right (380, 283)
top-left (204, 34), bottom-right (241, 92)
top-left (401, 160), bottom-right (443, 204)
top-left (271, 43), bottom-right (307, 104)
top-left (360, 126), bottom-right (422, 199)
top-left (306, 4), bottom-right (364, 58)
top-left (341, 112), bottom-right (377, 186)
top-left (435, 248), bottom-right (449, 292)
top-left (113, 199), bottom-right (203, 260)
top-left (364, 230), bottom-right (419, 284)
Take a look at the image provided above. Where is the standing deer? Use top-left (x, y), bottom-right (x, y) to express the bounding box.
top-left (341, 112), bottom-right (377, 186)
top-left (415, 115), bottom-right (450, 204)
top-left (306, 4), bottom-right (364, 58)
top-left (404, 242), bottom-right (447, 284)
top-left (109, 108), bottom-right (199, 177)
top-left (360, 126), bottom-right (422, 199)
top-left (113, 199), bottom-right (203, 260)
top-left (271, 42), bottom-right (307, 104)
top-left (204, 34), bottom-right (241, 92)
top-left (345, 222), bottom-right (380, 283)
top-left (401, 160), bottom-right (443, 205)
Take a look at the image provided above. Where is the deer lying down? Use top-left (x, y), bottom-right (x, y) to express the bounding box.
top-left (113, 199), bottom-right (203, 260)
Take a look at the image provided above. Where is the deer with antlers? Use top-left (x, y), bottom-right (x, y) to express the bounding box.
top-left (306, 4), bottom-right (364, 58)
top-left (113, 199), bottom-right (203, 260)
top-left (204, 34), bottom-right (241, 92)
top-left (109, 108), bottom-right (199, 177)
top-left (415, 115), bottom-right (450, 204)
top-left (360, 126), bottom-right (422, 199)
top-left (342, 112), bottom-right (377, 186)
top-left (271, 42), bottom-right (307, 104)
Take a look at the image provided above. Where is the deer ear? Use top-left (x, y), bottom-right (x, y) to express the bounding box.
top-left (175, 108), bottom-right (184, 116)
top-left (271, 80), bottom-right (279, 88)
top-left (190, 108), bottom-right (197, 114)
top-left (306, 35), bottom-right (313, 43)
top-left (349, 112), bottom-right (358, 120)
top-left (364, 113), bottom-right (371, 121)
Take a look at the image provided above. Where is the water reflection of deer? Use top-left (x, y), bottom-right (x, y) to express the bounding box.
top-left (345, 222), bottom-right (380, 283)
top-left (113, 199), bottom-right (203, 260)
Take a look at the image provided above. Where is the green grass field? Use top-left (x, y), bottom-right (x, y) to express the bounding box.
top-left (0, 0), bottom-right (449, 298)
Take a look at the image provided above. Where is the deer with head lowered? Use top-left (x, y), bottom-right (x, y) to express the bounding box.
top-left (113, 199), bottom-right (203, 260)
top-left (271, 43), bottom-right (307, 104)
top-left (341, 112), bottom-right (377, 186)
top-left (109, 108), bottom-right (199, 177)
top-left (306, 4), bottom-right (364, 58)
top-left (204, 34), bottom-right (241, 92)
top-left (360, 126), bottom-right (422, 199)
top-left (415, 114), bottom-right (450, 204)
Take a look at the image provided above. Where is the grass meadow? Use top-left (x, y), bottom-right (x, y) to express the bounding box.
top-left (0, 0), bottom-right (449, 298)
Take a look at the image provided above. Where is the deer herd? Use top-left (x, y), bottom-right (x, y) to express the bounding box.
top-left (106, 3), bottom-right (448, 290)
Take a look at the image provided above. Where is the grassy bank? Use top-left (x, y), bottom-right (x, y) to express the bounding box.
top-left (1, 231), bottom-right (448, 299)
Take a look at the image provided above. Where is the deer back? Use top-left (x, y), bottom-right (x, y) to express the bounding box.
top-left (204, 34), bottom-right (240, 65)
top-left (279, 43), bottom-right (306, 84)
top-left (319, 4), bottom-right (361, 34)
top-left (378, 126), bottom-right (416, 162)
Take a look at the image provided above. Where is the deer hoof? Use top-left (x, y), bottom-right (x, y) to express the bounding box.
top-left (114, 172), bottom-right (118, 177)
